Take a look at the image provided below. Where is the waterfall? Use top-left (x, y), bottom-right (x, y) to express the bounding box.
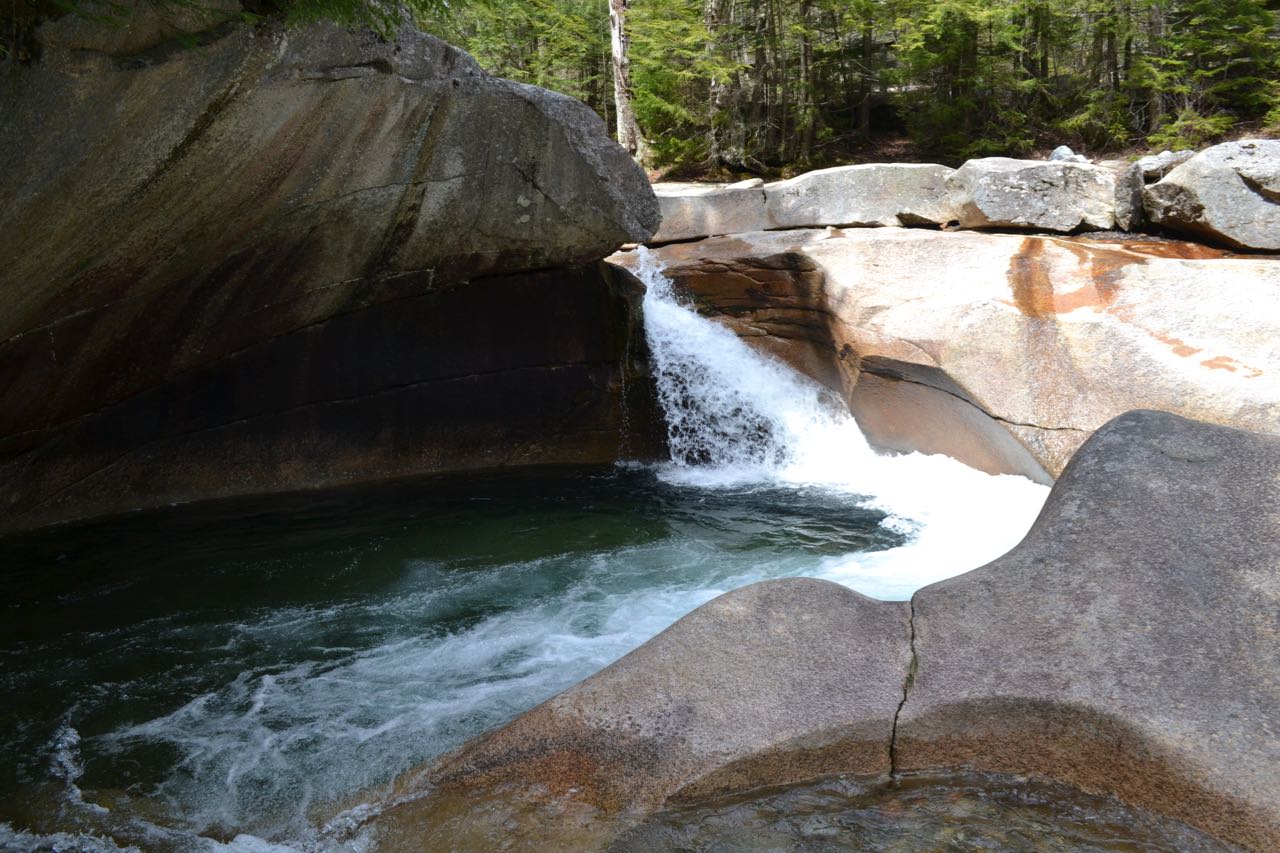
top-left (636, 247), bottom-right (855, 475)
top-left (0, 251), bottom-right (1051, 852)
top-left (637, 246), bottom-right (879, 484)
top-left (633, 246), bottom-right (1051, 597)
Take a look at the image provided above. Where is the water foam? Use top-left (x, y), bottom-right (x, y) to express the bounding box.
top-left (636, 245), bottom-right (1050, 599)
top-left (7, 252), bottom-right (1050, 849)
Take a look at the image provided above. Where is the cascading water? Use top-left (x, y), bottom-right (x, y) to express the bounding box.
top-left (636, 246), bottom-right (1050, 597)
top-left (0, 250), bottom-right (1051, 851)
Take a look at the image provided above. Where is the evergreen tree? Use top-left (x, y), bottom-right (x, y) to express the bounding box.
top-left (14, 0), bottom-right (1275, 168)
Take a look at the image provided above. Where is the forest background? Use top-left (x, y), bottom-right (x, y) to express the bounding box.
top-left (3, 0), bottom-right (1280, 176)
top-left (424, 0), bottom-right (1280, 176)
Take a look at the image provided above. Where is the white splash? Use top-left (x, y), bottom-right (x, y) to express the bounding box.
top-left (9, 253), bottom-right (1051, 849)
top-left (636, 246), bottom-right (1050, 599)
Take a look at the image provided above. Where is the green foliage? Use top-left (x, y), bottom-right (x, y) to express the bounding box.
top-left (1060, 90), bottom-right (1138, 150)
top-left (7, 0), bottom-right (1278, 166)
top-left (1147, 108), bottom-right (1238, 149)
top-left (629, 0), bottom-right (732, 169)
top-left (419, 0), bottom-right (609, 114)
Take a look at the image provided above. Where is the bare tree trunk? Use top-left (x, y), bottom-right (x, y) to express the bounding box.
top-left (609, 0), bottom-right (648, 163)
top-left (1146, 0), bottom-right (1165, 131)
top-left (704, 0), bottom-right (745, 169)
top-left (797, 0), bottom-right (816, 164)
top-left (858, 15), bottom-right (873, 137)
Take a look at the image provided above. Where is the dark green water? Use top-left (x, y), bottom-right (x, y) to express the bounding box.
top-left (0, 465), bottom-right (899, 848)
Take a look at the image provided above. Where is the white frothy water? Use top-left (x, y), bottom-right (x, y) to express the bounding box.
top-left (635, 246), bottom-right (1049, 600)
top-left (11, 251), bottom-right (1048, 849)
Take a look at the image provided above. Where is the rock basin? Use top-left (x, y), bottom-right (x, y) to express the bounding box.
top-left (360, 410), bottom-right (1280, 851)
top-left (611, 229), bottom-right (1280, 481)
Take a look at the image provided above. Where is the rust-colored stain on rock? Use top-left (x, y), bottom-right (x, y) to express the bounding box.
top-left (1001, 238), bottom-right (1273, 372)
top-left (1075, 237), bottom-right (1236, 261)
top-left (1146, 328), bottom-right (1203, 358)
top-left (1201, 355), bottom-right (1264, 378)
top-left (1006, 237), bottom-right (1135, 318)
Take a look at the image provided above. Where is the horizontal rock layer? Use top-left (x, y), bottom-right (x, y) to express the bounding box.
top-left (366, 411), bottom-right (1280, 851)
top-left (613, 228), bottom-right (1280, 480)
top-left (651, 163), bottom-right (956, 242)
top-left (652, 140), bottom-right (1280, 249)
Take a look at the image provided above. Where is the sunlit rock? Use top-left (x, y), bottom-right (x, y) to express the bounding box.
top-left (1136, 149), bottom-right (1196, 181)
top-left (946, 157), bottom-right (1119, 232)
top-left (762, 163), bottom-right (957, 229)
top-left (651, 163), bottom-right (956, 242)
top-left (651, 183), bottom-right (770, 243)
top-left (615, 228), bottom-right (1280, 480)
top-left (1144, 140), bottom-right (1280, 251)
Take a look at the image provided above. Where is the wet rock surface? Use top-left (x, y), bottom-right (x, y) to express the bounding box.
top-left (371, 411), bottom-right (1280, 851)
top-left (613, 229), bottom-right (1280, 480)
top-left (0, 5), bottom-right (660, 532)
top-left (428, 578), bottom-right (912, 809)
top-left (362, 578), bottom-right (911, 846)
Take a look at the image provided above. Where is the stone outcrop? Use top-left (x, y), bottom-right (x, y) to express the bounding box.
top-left (651, 183), bottom-right (771, 244)
top-left (1137, 149), bottom-right (1195, 181)
top-left (1049, 144), bottom-right (1089, 163)
top-left (1144, 140), bottom-right (1280, 251)
top-left (650, 163), bottom-right (955, 242)
top-left (651, 144), bottom-right (1277, 245)
top-left (763, 163), bottom-right (957, 230)
top-left (1105, 159), bottom-right (1146, 231)
top-left (945, 157), bottom-right (1119, 231)
top-left (364, 411), bottom-right (1280, 851)
top-left (613, 228), bottom-right (1280, 480)
top-left (0, 5), bottom-right (661, 533)
top-left (361, 578), bottom-right (911, 847)
top-left (896, 410), bottom-right (1280, 852)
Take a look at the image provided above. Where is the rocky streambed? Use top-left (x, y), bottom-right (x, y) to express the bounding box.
top-left (1, 2), bottom-right (1278, 851)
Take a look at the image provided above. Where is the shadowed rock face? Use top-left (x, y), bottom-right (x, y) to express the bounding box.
top-left (612, 229), bottom-right (1280, 481)
top-left (0, 6), bottom-right (661, 533)
top-left (0, 264), bottom-right (663, 534)
top-left (363, 411), bottom-right (1280, 851)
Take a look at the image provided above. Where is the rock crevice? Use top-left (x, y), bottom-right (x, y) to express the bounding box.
top-left (887, 596), bottom-right (918, 776)
top-left (370, 411), bottom-right (1280, 852)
